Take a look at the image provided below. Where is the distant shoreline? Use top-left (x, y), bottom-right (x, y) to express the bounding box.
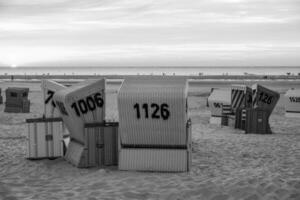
top-left (0, 74), bottom-right (299, 81)
top-left (1, 66), bottom-right (299, 77)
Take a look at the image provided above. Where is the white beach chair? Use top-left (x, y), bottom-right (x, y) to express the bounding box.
top-left (118, 77), bottom-right (191, 172)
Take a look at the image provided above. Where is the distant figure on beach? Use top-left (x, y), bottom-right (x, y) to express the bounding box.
top-left (11, 75), bottom-right (14, 81)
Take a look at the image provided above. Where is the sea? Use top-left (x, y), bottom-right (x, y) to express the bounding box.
top-left (0, 66), bottom-right (299, 76)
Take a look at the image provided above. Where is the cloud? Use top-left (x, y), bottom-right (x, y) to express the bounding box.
top-left (0, 0), bottom-right (299, 66)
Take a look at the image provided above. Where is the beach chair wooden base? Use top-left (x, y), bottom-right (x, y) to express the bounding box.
top-left (227, 115), bottom-right (236, 128)
top-left (26, 117), bottom-right (66, 159)
top-left (64, 140), bottom-right (87, 168)
top-left (64, 122), bottom-right (119, 168)
top-left (209, 116), bottom-right (222, 125)
top-left (5, 106), bottom-right (23, 113)
top-left (245, 108), bottom-right (272, 134)
top-left (119, 148), bottom-right (191, 172)
top-left (285, 112), bottom-right (300, 118)
top-left (27, 156), bottom-right (60, 160)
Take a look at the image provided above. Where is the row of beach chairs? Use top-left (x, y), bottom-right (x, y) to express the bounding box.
top-left (2, 78), bottom-right (297, 172)
top-left (208, 84), bottom-right (280, 134)
top-left (26, 78), bottom-right (191, 172)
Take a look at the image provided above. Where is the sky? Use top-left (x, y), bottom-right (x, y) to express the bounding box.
top-left (0, 0), bottom-right (300, 67)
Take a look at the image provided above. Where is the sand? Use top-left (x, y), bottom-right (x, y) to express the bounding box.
top-left (0, 80), bottom-right (300, 200)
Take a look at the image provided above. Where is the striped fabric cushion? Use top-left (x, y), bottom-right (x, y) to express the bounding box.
top-left (222, 104), bottom-right (233, 115)
top-left (232, 89), bottom-right (245, 109)
top-left (241, 109), bottom-right (246, 121)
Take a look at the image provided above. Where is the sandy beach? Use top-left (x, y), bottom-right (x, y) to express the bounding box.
top-left (0, 79), bottom-right (299, 200)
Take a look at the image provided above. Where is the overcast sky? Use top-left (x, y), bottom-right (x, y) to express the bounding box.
top-left (0, 0), bottom-right (300, 67)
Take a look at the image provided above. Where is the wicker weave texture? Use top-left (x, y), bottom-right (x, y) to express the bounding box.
top-left (118, 77), bottom-right (188, 146)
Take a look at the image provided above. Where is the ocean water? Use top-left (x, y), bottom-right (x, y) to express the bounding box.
top-left (0, 66), bottom-right (299, 76)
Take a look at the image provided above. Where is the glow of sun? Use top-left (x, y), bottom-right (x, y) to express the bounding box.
top-left (11, 64), bottom-right (17, 68)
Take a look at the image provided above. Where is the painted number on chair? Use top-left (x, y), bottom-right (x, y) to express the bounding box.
top-left (258, 92), bottom-right (273, 105)
top-left (213, 103), bottom-right (221, 108)
top-left (56, 101), bottom-right (68, 116)
top-left (45, 90), bottom-right (56, 107)
top-left (289, 97), bottom-right (300, 103)
top-left (133, 103), bottom-right (170, 120)
top-left (71, 92), bottom-right (104, 117)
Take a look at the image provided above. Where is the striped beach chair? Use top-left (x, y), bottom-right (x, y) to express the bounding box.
top-left (231, 85), bottom-right (252, 113)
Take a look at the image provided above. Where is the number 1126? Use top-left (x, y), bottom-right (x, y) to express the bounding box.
top-left (133, 103), bottom-right (170, 120)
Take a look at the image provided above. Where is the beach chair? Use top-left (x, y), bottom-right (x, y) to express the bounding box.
top-left (233, 84), bottom-right (279, 134)
top-left (4, 87), bottom-right (30, 113)
top-left (284, 88), bottom-right (300, 118)
top-left (53, 79), bottom-right (106, 167)
top-left (207, 89), bottom-right (231, 125)
top-left (118, 77), bottom-right (191, 172)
